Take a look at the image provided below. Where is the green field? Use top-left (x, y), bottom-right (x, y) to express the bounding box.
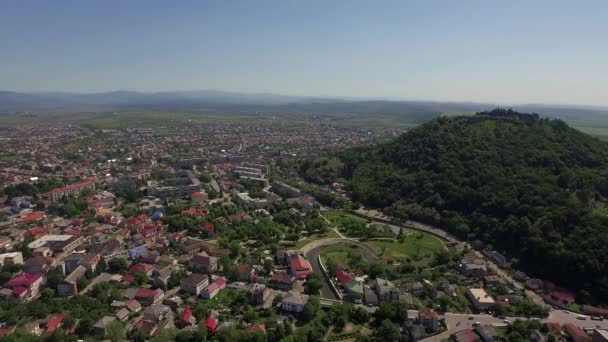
top-left (323, 210), bottom-right (367, 227)
top-left (365, 233), bottom-right (445, 260)
top-left (293, 229), bottom-right (340, 249)
top-left (319, 245), bottom-right (364, 269)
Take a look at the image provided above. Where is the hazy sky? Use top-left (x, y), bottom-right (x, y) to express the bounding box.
top-left (1, 0), bottom-right (607, 106)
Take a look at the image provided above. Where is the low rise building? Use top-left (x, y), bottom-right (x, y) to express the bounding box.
top-left (466, 288), bottom-right (495, 311)
top-left (180, 273), bottom-right (209, 296)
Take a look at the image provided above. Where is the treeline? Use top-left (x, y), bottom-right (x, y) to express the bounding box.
top-left (300, 110), bottom-right (608, 304)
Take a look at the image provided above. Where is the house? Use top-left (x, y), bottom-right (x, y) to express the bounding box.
top-left (134, 288), bottom-right (164, 304)
top-left (364, 286), bottom-right (379, 306)
top-left (2, 272), bottom-right (44, 301)
top-left (138, 250), bottom-right (160, 264)
top-left (202, 277), bottom-right (226, 299)
top-left (143, 303), bottom-right (173, 323)
top-left (129, 263), bottom-right (155, 276)
top-left (281, 292), bottom-right (309, 313)
top-left (452, 329), bottom-right (480, 342)
top-left (248, 283), bottom-right (270, 306)
top-left (270, 271), bottom-right (293, 290)
top-left (237, 264), bottom-right (254, 282)
top-left (115, 308), bottom-right (130, 321)
top-left (564, 323), bottom-right (592, 342)
top-left (191, 252), bottom-right (217, 272)
top-left (177, 307), bottom-right (195, 328)
top-left (64, 253), bottom-right (100, 274)
top-left (57, 265), bottom-right (87, 297)
top-left (289, 256), bottom-right (312, 280)
top-left (184, 241), bottom-right (207, 255)
top-left (101, 238), bottom-right (122, 257)
top-left (125, 299), bottom-right (142, 312)
top-left (335, 268), bottom-right (355, 288)
top-left (374, 278), bottom-right (400, 302)
top-left (345, 280), bottom-right (364, 301)
top-left (136, 303), bottom-right (174, 337)
top-left (467, 288), bottom-right (495, 311)
top-left (207, 316), bottom-right (218, 335)
top-left (23, 321), bottom-right (42, 336)
top-left (152, 266), bottom-right (174, 289)
top-left (94, 316), bottom-right (116, 337)
top-left (23, 256), bottom-right (54, 274)
top-left (180, 273), bottom-right (209, 296)
top-left (0, 252), bottom-right (23, 267)
top-left (44, 313), bottom-right (67, 336)
top-left (418, 308), bottom-right (438, 331)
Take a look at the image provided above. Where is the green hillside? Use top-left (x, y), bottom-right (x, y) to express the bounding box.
top-left (301, 109), bottom-right (608, 303)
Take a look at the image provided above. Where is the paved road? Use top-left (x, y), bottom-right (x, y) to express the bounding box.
top-left (305, 244), bottom-right (339, 300)
top-left (354, 208), bottom-right (547, 307)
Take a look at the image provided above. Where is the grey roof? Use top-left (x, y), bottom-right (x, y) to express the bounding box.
top-left (64, 265), bottom-right (87, 284)
top-left (94, 316), bottom-right (115, 329)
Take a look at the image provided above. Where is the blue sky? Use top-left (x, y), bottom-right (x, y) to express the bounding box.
top-left (1, 0), bottom-right (607, 106)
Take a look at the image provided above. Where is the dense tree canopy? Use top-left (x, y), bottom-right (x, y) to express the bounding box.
top-left (301, 110), bottom-right (608, 303)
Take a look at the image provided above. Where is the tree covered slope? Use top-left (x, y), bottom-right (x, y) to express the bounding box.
top-left (301, 109), bottom-right (608, 303)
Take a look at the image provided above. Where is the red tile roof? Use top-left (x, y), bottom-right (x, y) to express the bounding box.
top-left (206, 317), bottom-right (217, 333)
top-left (335, 268), bottom-right (354, 286)
top-left (20, 212), bottom-right (45, 223)
top-left (4, 273), bottom-right (42, 288)
top-left (45, 313), bottom-right (66, 334)
top-left (135, 288), bottom-right (159, 298)
top-left (129, 263), bottom-right (154, 274)
top-left (181, 307), bottom-right (192, 323)
top-left (206, 277), bottom-right (226, 294)
top-left (290, 257), bottom-right (312, 279)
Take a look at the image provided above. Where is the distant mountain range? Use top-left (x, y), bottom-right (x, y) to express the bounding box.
top-left (1, 90), bottom-right (607, 123)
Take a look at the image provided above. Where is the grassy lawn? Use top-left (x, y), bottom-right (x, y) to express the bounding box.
top-left (365, 232), bottom-right (444, 260)
top-left (324, 210), bottom-right (367, 227)
top-left (319, 245), bottom-right (363, 269)
top-left (294, 229), bottom-right (340, 249)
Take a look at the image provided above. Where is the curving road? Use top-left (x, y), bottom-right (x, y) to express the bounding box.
top-left (305, 244), bottom-right (339, 300)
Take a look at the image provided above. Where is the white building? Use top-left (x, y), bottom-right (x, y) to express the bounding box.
top-left (467, 288), bottom-right (495, 311)
top-left (281, 292), bottom-right (309, 313)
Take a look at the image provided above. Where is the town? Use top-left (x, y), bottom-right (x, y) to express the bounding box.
top-left (0, 119), bottom-right (607, 342)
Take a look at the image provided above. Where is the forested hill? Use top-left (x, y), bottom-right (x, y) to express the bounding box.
top-left (300, 109), bottom-right (608, 303)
